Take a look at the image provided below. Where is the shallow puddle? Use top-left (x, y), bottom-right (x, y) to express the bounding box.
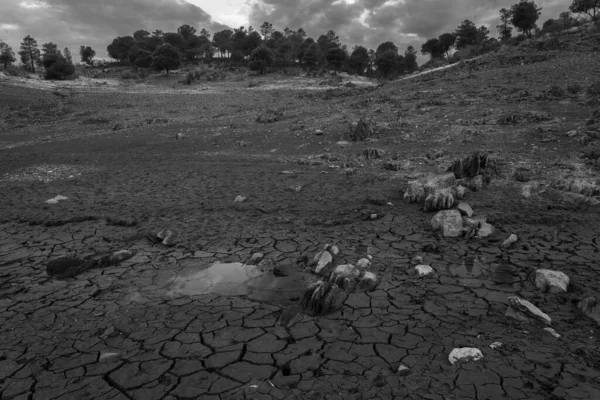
top-left (166, 262), bottom-right (314, 302)
top-left (448, 255), bottom-right (518, 287)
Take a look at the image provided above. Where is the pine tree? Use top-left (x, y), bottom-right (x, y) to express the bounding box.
top-left (19, 35), bottom-right (41, 73)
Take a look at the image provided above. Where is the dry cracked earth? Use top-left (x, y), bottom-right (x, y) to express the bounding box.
top-left (1, 32), bottom-right (600, 400)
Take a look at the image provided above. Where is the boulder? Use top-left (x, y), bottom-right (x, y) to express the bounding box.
top-left (458, 175), bottom-right (483, 191)
top-left (535, 269), bottom-right (569, 293)
top-left (424, 188), bottom-right (456, 211)
top-left (356, 258), bottom-right (371, 269)
top-left (431, 210), bottom-right (464, 237)
top-left (424, 173), bottom-right (457, 195)
top-left (314, 250), bottom-right (333, 275)
top-left (249, 253), bottom-right (265, 265)
top-left (329, 264), bottom-right (361, 291)
top-left (302, 281), bottom-right (347, 316)
top-left (415, 265), bottom-right (434, 277)
top-left (457, 202), bottom-right (473, 217)
top-left (447, 151), bottom-right (489, 179)
top-left (502, 234), bottom-right (518, 248)
top-left (448, 348), bottom-right (483, 365)
top-left (578, 297), bottom-right (600, 325)
top-left (403, 180), bottom-right (426, 204)
top-left (357, 271), bottom-right (379, 291)
top-left (506, 297), bottom-right (551, 325)
top-left (476, 222), bottom-right (495, 238)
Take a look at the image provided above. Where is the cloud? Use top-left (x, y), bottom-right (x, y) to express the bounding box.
top-left (0, 0), bottom-right (229, 59)
top-left (249, 0), bottom-right (571, 53)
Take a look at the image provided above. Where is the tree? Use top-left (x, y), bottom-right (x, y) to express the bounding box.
top-left (163, 33), bottom-right (186, 51)
top-left (421, 38), bottom-right (444, 59)
top-left (177, 24), bottom-right (197, 41)
top-left (559, 11), bottom-right (574, 29)
top-left (476, 26), bottom-right (490, 44)
top-left (42, 42), bottom-right (59, 56)
top-left (249, 46), bottom-right (274, 74)
top-left (375, 50), bottom-right (399, 78)
top-left (63, 47), bottom-right (73, 64)
top-left (349, 45), bottom-right (369, 74)
top-left (375, 41), bottom-right (398, 56)
top-left (134, 30), bottom-right (150, 42)
top-left (19, 35), bottom-right (41, 72)
top-left (302, 42), bottom-right (321, 69)
top-left (455, 20), bottom-right (478, 48)
top-left (152, 44), bottom-right (180, 74)
top-left (404, 46), bottom-right (418, 72)
top-left (45, 59), bottom-right (75, 80)
top-left (231, 50), bottom-right (245, 65)
top-left (134, 50), bottom-right (153, 68)
top-left (259, 22), bottom-right (274, 40)
top-left (438, 33), bottom-right (456, 58)
top-left (325, 47), bottom-right (347, 71)
top-left (244, 31), bottom-right (262, 56)
top-left (42, 53), bottom-right (62, 69)
top-left (213, 29), bottom-right (233, 57)
top-left (510, 0), bottom-right (542, 38)
top-left (0, 42), bottom-right (16, 69)
top-left (80, 46), bottom-right (96, 66)
top-left (107, 36), bottom-right (136, 63)
top-left (569, 0), bottom-right (600, 20)
top-left (497, 8), bottom-right (513, 40)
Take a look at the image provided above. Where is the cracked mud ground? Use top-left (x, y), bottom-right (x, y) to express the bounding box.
top-left (2, 40), bottom-right (600, 399)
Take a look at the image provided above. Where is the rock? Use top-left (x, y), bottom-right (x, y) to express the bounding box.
top-left (476, 222), bottom-right (495, 238)
top-left (112, 123), bottom-right (125, 131)
top-left (329, 264), bottom-right (360, 291)
top-left (410, 256), bottom-right (423, 265)
top-left (302, 281), bottom-right (347, 316)
top-left (328, 245), bottom-right (340, 256)
top-left (490, 342), bottom-right (502, 349)
top-left (286, 185), bottom-right (302, 192)
top-left (535, 269), bottom-right (569, 293)
top-left (249, 253), bottom-right (264, 265)
top-left (45, 195), bottom-right (68, 204)
top-left (156, 229), bottom-right (177, 246)
top-left (397, 364), bottom-right (410, 376)
top-left (578, 297), bottom-right (600, 325)
top-left (273, 263), bottom-right (289, 277)
top-left (415, 265), bottom-right (434, 277)
top-left (424, 173), bottom-right (457, 195)
top-left (314, 250), bottom-right (333, 275)
top-left (109, 250), bottom-right (136, 264)
top-left (543, 327), bottom-right (561, 338)
top-left (458, 175), bottom-right (483, 191)
top-left (356, 258), bottom-right (371, 268)
top-left (455, 185), bottom-right (467, 200)
top-left (457, 202), bottom-right (473, 217)
top-left (336, 141), bottom-right (351, 147)
top-left (448, 348), bottom-right (483, 365)
top-left (424, 188), bottom-right (456, 211)
top-left (175, 132), bottom-right (185, 140)
top-left (98, 353), bottom-right (121, 363)
top-left (403, 180), bottom-right (426, 204)
top-left (315, 129), bottom-right (324, 136)
top-left (357, 271), bottom-right (379, 291)
top-left (447, 151), bottom-right (490, 179)
top-left (47, 257), bottom-right (84, 276)
top-left (234, 195), bottom-right (248, 203)
top-left (506, 297), bottom-right (551, 325)
top-left (462, 217), bottom-right (482, 230)
top-left (502, 234), bottom-right (518, 248)
top-left (431, 210), bottom-right (464, 237)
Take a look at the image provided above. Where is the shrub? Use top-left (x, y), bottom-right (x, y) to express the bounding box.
top-left (184, 70), bottom-right (194, 85)
top-left (587, 81), bottom-right (600, 96)
top-left (44, 59), bottom-right (76, 80)
top-left (120, 70), bottom-right (138, 79)
top-left (567, 83), bottom-right (583, 94)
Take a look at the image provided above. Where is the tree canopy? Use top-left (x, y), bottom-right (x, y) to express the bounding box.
top-left (0, 42), bottom-right (16, 69)
top-left (19, 35), bottom-right (41, 73)
top-left (569, 0), bottom-right (600, 20)
top-left (151, 44), bottom-right (181, 74)
top-left (510, 0), bottom-right (543, 38)
top-left (80, 46), bottom-right (96, 66)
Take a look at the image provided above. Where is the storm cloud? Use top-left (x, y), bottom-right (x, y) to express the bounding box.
top-left (249, 0), bottom-right (571, 52)
top-left (0, 0), bottom-right (228, 59)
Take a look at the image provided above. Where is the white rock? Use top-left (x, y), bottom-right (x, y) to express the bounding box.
top-left (329, 245), bottom-right (340, 255)
top-left (332, 264), bottom-right (360, 277)
top-left (448, 348), bottom-right (483, 365)
top-left (535, 269), bottom-right (569, 293)
top-left (457, 202), bottom-right (473, 217)
top-left (99, 352), bottom-right (121, 363)
top-left (356, 258), bottom-right (371, 268)
top-left (431, 210), bottom-right (464, 237)
top-left (506, 297), bottom-right (551, 325)
top-left (544, 327), bottom-right (561, 338)
top-left (314, 251), bottom-right (333, 274)
top-left (502, 234), bottom-right (518, 248)
top-left (397, 364), bottom-right (410, 376)
top-left (415, 265), bottom-right (434, 277)
top-left (234, 195), bottom-right (247, 203)
top-left (45, 195), bottom-right (68, 204)
top-left (490, 342), bottom-right (502, 349)
top-left (455, 185), bottom-right (467, 200)
top-left (476, 222), bottom-right (495, 238)
top-left (357, 271), bottom-right (379, 291)
top-left (249, 253), bottom-right (264, 264)
top-left (315, 129), bottom-right (324, 135)
top-left (336, 141), bottom-right (351, 147)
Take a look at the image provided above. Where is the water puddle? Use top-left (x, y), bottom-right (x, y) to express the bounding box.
top-left (448, 255), bottom-right (518, 287)
top-left (166, 262), bottom-right (314, 302)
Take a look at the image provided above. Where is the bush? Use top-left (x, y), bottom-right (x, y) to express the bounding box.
top-left (567, 83), bottom-right (583, 94)
top-left (5, 65), bottom-right (27, 77)
top-left (120, 70), bottom-right (138, 79)
top-left (44, 60), bottom-right (76, 80)
top-left (184, 70), bottom-right (194, 85)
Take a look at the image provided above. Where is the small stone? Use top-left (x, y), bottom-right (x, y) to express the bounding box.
top-left (329, 264), bottom-right (360, 291)
top-left (543, 327), bottom-right (561, 338)
top-left (109, 250), bottom-right (136, 264)
top-left (578, 297), bottom-right (600, 325)
top-left (535, 269), bottom-right (569, 293)
top-left (506, 297), bottom-right (551, 325)
top-left (448, 348), bottom-right (483, 365)
top-left (329, 245), bottom-right (340, 256)
top-left (462, 216), bottom-right (482, 230)
top-left (249, 253), bottom-right (264, 265)
top-left (332, 264), bottom-right (360, 277)
top-left (315, 129), bottom-right (324, 135)
top-left (455, 185), bottom-right (467, 199)
top-left (397, 364), bottom-right (410, 376)
top-left (357, 271), bottom-right (379, 291)
top-left (314, 250), bottom-right (333, 275)
top-left (175, 132), bottom-right (185, 140)
top-left (99, 353), bottom-right (121, 363)
top-left (370, 213), bottom-right (378, 220)
top-left (45, 195), bottom-right (68, 204)
top-left (431, 210), bottom-right (464, 237)
top-left (410, 256), bottom-right (423, 265)
top-left (567, 130), bottom-right (578, 137)
top-left (476, 222), bottom-right (495, 238)
top-left (356, 258), bottom-right (371, 268)
top-left (502, 234), bottom-right (518, 248)
top-left (234, 195), bottom-right (248, 203)
top-left (457, 202), bottom-right (473, 217)
top-left (337, 141), bottom-right (351, 147)
top-left (415, 265), bottom-right (434, 277)
top-left (490, 342), bottom-right (502, 349)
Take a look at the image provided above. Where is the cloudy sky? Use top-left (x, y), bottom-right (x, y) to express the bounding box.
top-left (1, 0), bottom-right (571, 60)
